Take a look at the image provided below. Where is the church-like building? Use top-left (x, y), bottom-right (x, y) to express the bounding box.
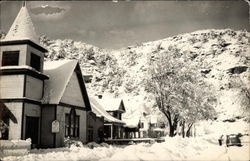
top-left (0, 5), bottom-right (96, 148)
top-left (0, 4), bottom-right (136, 149)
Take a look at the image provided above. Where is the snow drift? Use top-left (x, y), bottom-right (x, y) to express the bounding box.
top-left (2, 135), bottom-right (249, 161)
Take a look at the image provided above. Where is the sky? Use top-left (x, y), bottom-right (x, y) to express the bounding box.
top-left (0, 1), bottom-right (249, 49)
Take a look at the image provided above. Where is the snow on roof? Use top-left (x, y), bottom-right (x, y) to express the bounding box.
top-left (123, 117), bottom-right (140, 128)
top-left (89, 97), bottom-right (125, 124)
top-left (97, 97), bottom-right (126, 112)
top-left (43, 60), bottom-right (78, 104)
top-left (3, 6), bottom-right (39, 44)
top-left (0, 65), bottom-right (33, 70)
top-left (0, 65), bottom-right (49, 78)
top-left (152, 128), bottom-right (165, 132)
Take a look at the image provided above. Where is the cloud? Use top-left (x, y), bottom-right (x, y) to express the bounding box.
top-left (31, 5), bottom-right (66, 15)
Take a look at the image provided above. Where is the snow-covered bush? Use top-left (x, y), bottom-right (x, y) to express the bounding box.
top-left (64, 138), bottom-right (84, 148)
top-left (87, 142), bottom-right (101, 149)
top-left (0, 120), bottom-right (8, 139)
top-left (0, 139), bottom-right (31, 157)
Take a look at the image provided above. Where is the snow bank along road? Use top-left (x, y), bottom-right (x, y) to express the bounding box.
top-left (2, 136), bottom-right (249, 161)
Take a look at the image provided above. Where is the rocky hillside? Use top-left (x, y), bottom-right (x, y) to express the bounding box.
top-left (112, 29), bottom-right (250, 119)
top-left (39, 35), bottom-right (125, 95)
top-left (38, 29), bottom-right (249, 119)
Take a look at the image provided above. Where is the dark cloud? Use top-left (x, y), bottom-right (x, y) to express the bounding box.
top-left (31, 5), bottom-right (66, 15)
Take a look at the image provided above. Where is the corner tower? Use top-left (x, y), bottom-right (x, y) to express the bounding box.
top-left (0, 4), bottom-right (47, 72)
top-left (0, 4), bottom-right (48, 148)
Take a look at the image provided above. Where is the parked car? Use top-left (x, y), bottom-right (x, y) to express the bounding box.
top-left (226, 134), bottom-right (242, 147)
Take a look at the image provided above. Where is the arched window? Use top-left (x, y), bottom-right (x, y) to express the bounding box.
top-left (65, 109), bottom-right (79, 138)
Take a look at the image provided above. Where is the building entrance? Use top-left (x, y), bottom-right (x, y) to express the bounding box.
top-left (25, 116), bottom-right (39, 148)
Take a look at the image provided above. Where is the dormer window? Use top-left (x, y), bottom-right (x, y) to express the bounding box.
top-left (2, 51), bottom-right (19, 66)
top-left (30, 53), bottom-right (41, 72)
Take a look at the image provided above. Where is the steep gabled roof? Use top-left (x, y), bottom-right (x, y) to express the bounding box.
top-left (43, 60), bottom-right (91, 110)
top-left (89, 97), bottom-right (125, 124)
top-left (98, 97), bottom-right (126, 112)
top-left (3, 6), bottom-right (39, 43)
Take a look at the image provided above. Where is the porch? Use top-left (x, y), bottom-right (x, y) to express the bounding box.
top-left (105, 137), bottom-right (165, 145)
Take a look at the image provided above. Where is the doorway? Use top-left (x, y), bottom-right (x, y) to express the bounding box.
top-left (25, 116), bottom-right (39, 148)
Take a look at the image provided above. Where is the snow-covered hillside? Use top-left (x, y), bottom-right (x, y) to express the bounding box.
top-left (39, 29), bottom-right (249, 120)
top-left (1, 28), bottom-right (249, 161)
top-left (112, 29), bottom-right (250, 120)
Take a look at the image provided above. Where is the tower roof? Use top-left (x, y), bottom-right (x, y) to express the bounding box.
top-left (3, 5), bottom-right (39, 43)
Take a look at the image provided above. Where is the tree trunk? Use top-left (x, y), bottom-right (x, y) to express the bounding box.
top-left (167, 115), bottom-right (178, 137)
top-left (186, 123), bottom-right (193, 137)
top-left (169, 124), bottom-right (175, 137)
top-left (164, 112), bottom-right (176, 137)
top-left (162, 109), bottom-right (179, 137)
top-left (167, 115), bottom-right (175, 137)
top-left (181, 121), bottom-right (185, 138)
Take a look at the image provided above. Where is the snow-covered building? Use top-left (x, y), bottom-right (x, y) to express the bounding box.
top-left (0, 5), bottom-right (92, 148)
top-left (138, 113), bottom-right (167, 138)
top-left (41, 60), bottom-right (92, 147)
top-left (96, 97), bottom-right (126, 139)
top-left (89, 97), bottom-right (125, 140)
top-left (123, 117), bottom-right (140, 139)
top-left (81, 63), bottom-right (94, 83)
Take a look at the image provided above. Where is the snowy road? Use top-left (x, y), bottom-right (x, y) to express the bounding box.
top-left (2, 136), bottom-right (249, 161)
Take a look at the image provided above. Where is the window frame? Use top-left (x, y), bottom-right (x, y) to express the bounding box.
top-left (65, 109), bottom-right (80, 138)
top-left (30, 53), bottom-right (41, 72)
top-left (65, 114), bottom-right (69, 137)
top-left (1, 51), bottom-right (20, 66)
top-left (141, 122), bottom-right (144, 128)
top-left (88, 127), bottom-right (93, 141)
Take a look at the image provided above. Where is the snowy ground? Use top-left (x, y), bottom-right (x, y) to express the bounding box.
top-left (2, 119), bottom-right (249, 161)
top-left (2, 135), bottom-right (249, 161)
top-left (3, 90), bottom-right (249, 160)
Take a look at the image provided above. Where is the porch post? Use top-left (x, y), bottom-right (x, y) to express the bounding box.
top-left (110, 124), bottom-right (113, 139)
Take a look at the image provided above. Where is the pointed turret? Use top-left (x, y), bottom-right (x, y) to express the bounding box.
top-left (0, 3), bottom-right (48, 74)
top-left (4, 5), bottom-right (38, 43)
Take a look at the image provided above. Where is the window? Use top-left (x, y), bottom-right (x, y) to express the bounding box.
top-left (75, 116), bottom-right (79, 137)
top-left (65, 109), bottom-right (79, 138)
top-left (2, 51), bottom-right (19, 66)
top-left (140, 122), bottom-right (144, 128)
top-left (65, 114), bottom-right (69, 137)
top-left (88, 127), bottom-right (93, 141)
top-left (30, 53), bottom-right (41, 71)
top-left (113, 112), bottom-right (117, 118)
top-left (150, 123), bottom-right (157, 128)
